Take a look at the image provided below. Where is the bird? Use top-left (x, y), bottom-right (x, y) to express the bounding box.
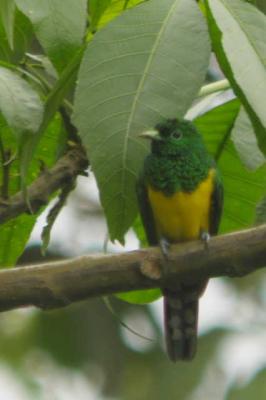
top-left (136, 118), bottom-right (223, 362)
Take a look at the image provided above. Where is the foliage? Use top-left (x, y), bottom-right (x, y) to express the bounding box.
top-left (0, 0), bottom-right (264, 274)
top-left (0, 0), bottom-right (265, 398)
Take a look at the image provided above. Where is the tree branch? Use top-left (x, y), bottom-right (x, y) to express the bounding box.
top-left (0, 145), bottom-right (89, 224)
top-left (0, 224), bottom-right (265, 312)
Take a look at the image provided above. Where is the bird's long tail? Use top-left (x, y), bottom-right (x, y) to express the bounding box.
top-left (163, 282), bottom-right (206, 362)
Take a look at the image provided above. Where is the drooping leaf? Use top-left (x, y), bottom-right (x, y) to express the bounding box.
top-left (20, 46), bottom-right (84, 185)
top-left (195, 99), bottom-right (266, 233)
top-left (15, 0), bottom-right (87, 72)
top-left (41, 48), bottom-right (84, 134)
top-left (0, 66), bottom-right (43, 187)
top-left (0, 8), bottom-right (33, 63)
top-left (0, 66), bottom-right (43, 140)
top-left (0, 0), bottom-right (15, 49)
top-left (205, 0), bottom-right (266, 154)
top-left (231, 107), bottom-right (265, 171)
top-left (73, 0), bottom-right (211, 243)
top-left (0, 19), bottom-right (10, 61)
top-left (1, 8), bottom-right (33, 64)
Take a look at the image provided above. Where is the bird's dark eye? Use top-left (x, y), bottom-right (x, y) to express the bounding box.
top-left (172, 130), bottom-right (182, 139)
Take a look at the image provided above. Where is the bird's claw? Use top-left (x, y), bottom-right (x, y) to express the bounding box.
top-left (160, 237), bottom-right (171, 278)
top-left (160, 237), bottom-right (171, 260)
top-left (200, 230), bottom-right (210, 250)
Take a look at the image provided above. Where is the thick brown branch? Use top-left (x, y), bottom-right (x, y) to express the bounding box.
top-left (0, 145), bottom-right (89, 224)
top-left (0, 224), bottom-right (265, 312)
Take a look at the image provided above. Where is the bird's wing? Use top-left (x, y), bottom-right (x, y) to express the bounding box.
top-left (136, 175), bottom-right (158, 246)
top-left (209, 173), bottom-right (224, 235)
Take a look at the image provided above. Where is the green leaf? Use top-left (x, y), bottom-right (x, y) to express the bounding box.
top-left (231, 107), bottom-right (265, 170)
top-left (20, 46), bottom-right (84, 185)
top-left (256, 195), bottom-right (266, 224)
top-left (227, 368), bottom-right (266, 400)
top-left (15, 0), bottom-right (87, 72)
top-left (0, 19), bottom-right (10, 61)
top-left (195, 99), bottom-right (266, 233)
top-left (73, 0), bottom-right (211, 243)
top-left (116, 289), bottom-right (161, 304)
top-left (117, 213), bottom-right (162, 304)
top-left (0, 216), bottom-right (36, 267)
top-left (205, 0), bottom-right (266, 154)
top-left (96, 0), bottom-right (144, 29)
top-left (0, 115), bottom-right (62, 267)
top-left (89, 0), bottom-right (112, 31)
top-left (0, 66), bottom-right (43, 140)
top-left (0, 66), bottom-right (43, 188)
top-left (0, 0), bottom-right (15, 49)
top-left (132, 214), bottom-right (148, 247)
top-left (87, 0), bottom-right (144, 41)
top-left (256, 0), bottom-right (266, 14)
top-left (0, 9), bottom-right (33, 64)
top-left (41, 48), bottom-right (84, 134)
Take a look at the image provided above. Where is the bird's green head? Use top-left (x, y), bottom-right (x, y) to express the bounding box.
top-left (140, 118), bottom-right (203, 156)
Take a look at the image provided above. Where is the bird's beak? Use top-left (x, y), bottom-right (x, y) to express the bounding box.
top-left (138, 129), bottom-right (161, 141)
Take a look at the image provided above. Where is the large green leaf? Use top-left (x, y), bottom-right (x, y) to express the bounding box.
top-left (0, 66), bottom-right (43, 140)
top-left (0, 0), bottom-right (15, 49)
top-left (231, 107), bottom-right (265, 171)
top-left (15, 0), bottom-right (87, 72)
top-left (195, 99), bottom-right (266, 233)
top-left (73, 0), bottom-right (211, 243)
top-left (205, 0), bottom-right (266, 154)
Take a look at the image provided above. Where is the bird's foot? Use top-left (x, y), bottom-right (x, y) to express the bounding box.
top-left (159, 237), bottom-right (171, 278)
top-left (200, 230), bottom-right (210, 250)
top-left (160, 237), bottom-right (171, 260)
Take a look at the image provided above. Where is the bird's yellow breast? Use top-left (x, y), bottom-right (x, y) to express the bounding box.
top-left (147, 169), bottom-right (216, 242)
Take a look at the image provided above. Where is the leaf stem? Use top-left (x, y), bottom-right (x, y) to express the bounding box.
top-left (0, 138), bottom-right (11, 199)
top-left (198, 79), bottom-right (230, 98)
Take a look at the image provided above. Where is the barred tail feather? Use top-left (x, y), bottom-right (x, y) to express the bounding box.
top-left (163, 288), bottom-right (199, 362)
